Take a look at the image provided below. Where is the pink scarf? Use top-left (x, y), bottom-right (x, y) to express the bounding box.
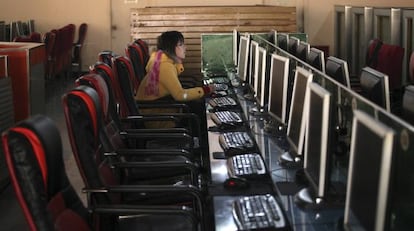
top-left (145, 50), bottom-right (163, 96)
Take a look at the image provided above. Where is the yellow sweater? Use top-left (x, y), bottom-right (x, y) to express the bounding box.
top-left (135, 52), bottom-right (205, 128)
top-left (135, 52), bottom-right (205, 101)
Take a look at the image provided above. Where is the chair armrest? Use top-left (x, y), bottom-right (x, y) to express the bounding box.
top-left (84, 184), bottom-right (204, 219)
top-left (105, 148), bottom-right (194, 160)
top-left (121, 114), bottom-right (180, 122)
top-left (119, 131), bottom-right (194, 148)
top-left (91, 204), bottom-right (198, 229)
top-left (125, 113), bottom-right (200, 136)
top-left (136, 101), bottom-right (191, 112)
top-left (125, 128), bottom-right (190, 134)
top-left (112, 160), bottom-right (199, 175)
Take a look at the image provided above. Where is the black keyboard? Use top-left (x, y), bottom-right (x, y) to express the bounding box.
top-left (233, 194), bottom-right (287, 231)
top-left (212, 77), bottom-right (230, 84)
top-left (227, 153), bottom-right (267, 179)
top-left (214, 83), bottom-right (229, 91)
top-left (209, 96), bottom-right (237, 108)
top-left (211, 111), bottom-right (243, 128)
top-left (219, 132), bottom-right (255, 156)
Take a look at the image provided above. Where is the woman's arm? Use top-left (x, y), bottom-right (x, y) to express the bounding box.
top-left (159, 63), bottom-right (205, 101)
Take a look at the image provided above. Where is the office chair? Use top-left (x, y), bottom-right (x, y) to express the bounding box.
top-left (63, 84), bottom-right (201, 183)
top-left (72, 23), bottom-right (88, 75)
top-left (98, 50), bottom-right (117, 67)
top-left (89, 62), bottom-right (196, 137)
top-left (74, 73), bottom-right (197, 157)
top-left (111, 55), bottom-right (201, 130)
top-left (133, 38), bottom-right (150, 62)
top-left (43, 31), bottom-right (56, 79)
top-left (113, 55), bottom-right (209, 159)
top-left (3, 115), bottom-right (199, 231)
top-left (62, 86), bottom-right (205, 227)
top-left (126, 42), bottom-right (148, 84)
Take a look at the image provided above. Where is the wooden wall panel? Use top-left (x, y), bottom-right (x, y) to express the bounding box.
top-left (131, 5), bottom-right (296, 76)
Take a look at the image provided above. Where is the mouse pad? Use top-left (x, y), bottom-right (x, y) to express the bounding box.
top-left (275, 181), bottom-right (303, 195)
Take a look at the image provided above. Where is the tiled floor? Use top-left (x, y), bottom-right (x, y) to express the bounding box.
top-left (0, 75), bottom-right (85, 230)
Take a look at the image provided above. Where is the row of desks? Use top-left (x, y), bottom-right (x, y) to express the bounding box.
top-left (204, 86), bottom-right (344, 231)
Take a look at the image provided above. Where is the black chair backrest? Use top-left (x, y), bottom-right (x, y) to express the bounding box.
top-left (112, 55), bottom-right (140, 116)
top-left (2, 115), bottom-right (89, 231)
top-left (126, 43), bottom-right (148, 83)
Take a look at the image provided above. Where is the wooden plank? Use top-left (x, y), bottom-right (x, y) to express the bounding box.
top-left (132, 25), bottom-right (294, 33)
top-left (136, 6), bottom-right (295, 15)
top-left (131, 5), bottom-right (296, 74)
top-left (133, 13), bottom-right (295, 21)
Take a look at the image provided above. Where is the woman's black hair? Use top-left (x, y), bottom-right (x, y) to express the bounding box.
top-left (157, 31), bottom-right (184, 59)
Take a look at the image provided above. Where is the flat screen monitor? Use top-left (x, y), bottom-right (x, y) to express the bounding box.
top-left (9, 21), bottom-right (20, 42)
top-left (288, 36), bottom-right (300, 55)
top-left (296, 41), bottom-right (310, 62)
top-left (286, 66), bottom-right (313, 157)
top-left (0, 22), bottom-right (6, 41)
top-left (268, 53), bottom-right (289, 124)
top-left (307, 47), bottom-right (326, 73)
top-left (277, 33), bottom-right (289, 51)
top-left (295, 82), bottom-right (334, 207)
top-left (233, 29), bottom-right (240, 67)
top-left (360, 66), bottom-right (391, 112)
top-left (402, 85), bottom-right (414, 126)
top-left (254, 46), bottom-right (267, 108)
top-left (28, 19), bottom-right (35, 34)
top-left (237, 34), bottom-right (250, 82)
top-left (344, 110), bottom-right (394, 231)
top-left (325, 56), bottom-right (351, 89)
top-left (269, 29), bottom-right (277, 46)
top-left (248, 41), bottom-right (259, 92)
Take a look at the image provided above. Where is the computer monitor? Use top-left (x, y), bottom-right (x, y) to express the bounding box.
top-left (280, 66), bottom-right (313, 166)
top-left (296, 41), bottom-right (310, 62)
top-left (294, 82), bottom-right (334, 209)
top-left (237, 34), bottom-right (250, 82)
top-left (0, 22), bottom-right (6, 41)
top-left (247, 40), bottom-right (259, 95)
top-left (360, 66), bottom-right (391, 112)
top-left (344, 110), bottom-right (394, 231)
top-left (307, 47), bottom-right (326, 73)
top-left (28, 19), bottom-right (35, 34)
top-left (9, 21), bottom-right (19, 41)
top-left (269, 29), bottom-right (277, 46)
top-left (402, 85), bottom-right (414, 126)
top-left (254, 46), bottom-right (267, 109)
top-left (233, 29), bottom-right (240, 67)
top-left (267, 53), bottom-right (289, 125)
top-left (277, 33), bottom-right (289, 51)
top-left (288, 36), bottom-right (300, 55)
top-left (325, 56), bottom-right (351, 89)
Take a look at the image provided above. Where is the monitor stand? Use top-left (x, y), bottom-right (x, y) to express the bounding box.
top-left (279, 150), bottom-right (302, 168)
top-left (264, 123), bottom-right (287, 138)
top-left (249, 106), bottom-right (266, 116)
top-left (294, 187), bottom-right (326, 210)
top-left (243, 93), bottom-right (255, 101)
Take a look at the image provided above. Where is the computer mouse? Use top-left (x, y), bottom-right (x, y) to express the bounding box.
top-left (210, 91), bottom-right (227, 98)
top-left (223, 176), bottom-right (250, 190)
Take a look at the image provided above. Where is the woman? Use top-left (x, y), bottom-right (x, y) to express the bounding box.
top-left (135, 31), bottom-right (214, 128)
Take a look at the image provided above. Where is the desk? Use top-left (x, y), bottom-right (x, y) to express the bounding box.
top-left (206, 86), bottom-right (344, 231)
